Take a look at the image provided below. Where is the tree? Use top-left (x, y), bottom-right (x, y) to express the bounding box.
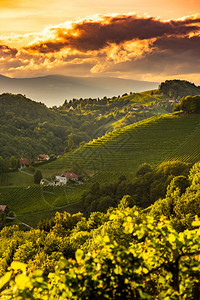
top-left (67, 133), bottom-right (75, 151)
top-left (118, 195), bottom-right (135, 209)
top-left (9, 156), bottom-right (18, 169)
top-left (0, 156), bottom-right (6, 173)
top-left (34, 170), bottom-right (43, 184)
top-left (174, 95), bottom-right (200, 114)
top-left (166, 175), bottom-right (189, 197)
top-left (136, 163), bottom-right (152, 176)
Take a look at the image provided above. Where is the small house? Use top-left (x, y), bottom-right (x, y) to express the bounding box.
top-left (40, 179), bottom-right (54, 186)
top-left (165, 98), bottom-right (176, 103)
top-left (19, 158), bottom-right (29, 167)
top-left (55, 175), bottom-right (67, 186)
top-left (0, 205), bottom-right (9, 214)
top-left (38, 154), bottom-right (50, 161)
top-left (62, 172), bottom-right (78, 181)
top-left (54, 172), bottom-right (79, 186)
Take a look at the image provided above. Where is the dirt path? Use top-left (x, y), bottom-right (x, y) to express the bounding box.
top-left (18, 168), bottom-right (34, 176)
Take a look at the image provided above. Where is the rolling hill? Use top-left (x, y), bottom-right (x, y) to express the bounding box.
top-left (0, 90), bottom-right (170, 158)
top-left (41, 113), bottom-right (200, 182)
top-left (0, 74), bottom-right (158, 106)
top-left (2, 112), bottom-right (200, 225)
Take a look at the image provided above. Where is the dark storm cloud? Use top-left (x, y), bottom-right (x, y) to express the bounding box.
top-left (0, 45), bottom-right (18, 57)
top-left (25, 15), bottom-right (200, 53)
top-left (2, 14), bottom-right (200, 78)
top-left (107, 35), bottom-right (200, 76)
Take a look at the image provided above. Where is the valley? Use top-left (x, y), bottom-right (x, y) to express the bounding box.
top-left (1, 80), bottom-right (200, 226)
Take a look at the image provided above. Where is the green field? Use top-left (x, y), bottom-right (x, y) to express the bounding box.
top-left (7, 171), bottom-right (34, 186)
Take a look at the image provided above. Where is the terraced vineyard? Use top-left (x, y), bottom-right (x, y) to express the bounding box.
top-left (0, 185), bottom-right (84, 226)
top-left (166, 120), bottom-right (200, 163)
top-left (2, 113), bottom-right (200, 225)
top-left (41, 114), bottom-right (200, 181)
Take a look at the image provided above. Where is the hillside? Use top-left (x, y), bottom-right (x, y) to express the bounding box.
top-left (0, 75), bottom-right (158, 106)
top-left (1, 161), bottom-right (200, 299)
top-left (0, 91), bottom-right (171, 158)
top-left (0, 93), bottom-right (70, 158)
top-left (1, 113), bottom-right (200, 225)
top-left (41, 113), bottom-right (200, 181)
top-left (159, 79), bottom-right (200, 99)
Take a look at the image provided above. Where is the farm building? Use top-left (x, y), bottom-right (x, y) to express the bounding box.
top-left (55, 172), bottom-right (79, 185)
top-left (38, 154), bottom-right (50, 161)
top-left (19, 158), bottom-right (29, 167)
top-left (0, 205), bottom-right (9, 214)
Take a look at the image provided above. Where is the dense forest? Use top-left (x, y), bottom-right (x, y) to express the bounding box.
top-left (159, 79), bottom-right (200, 99)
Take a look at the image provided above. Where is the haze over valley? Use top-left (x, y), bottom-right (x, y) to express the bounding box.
top-left (0, 74), bottom-right (158, 106)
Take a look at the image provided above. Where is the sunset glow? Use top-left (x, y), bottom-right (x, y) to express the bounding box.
top-left (1, 0), bottom-right (200, 83)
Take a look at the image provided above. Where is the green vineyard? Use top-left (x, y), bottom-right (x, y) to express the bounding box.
top-left (0, 185), bottom-right (83, 226)
top-left (166, 121), bottom-right (200, 163)
top-left (41, 114), bottom-right (200, 180)
top-left (2, 113), bottom-right (200, 225)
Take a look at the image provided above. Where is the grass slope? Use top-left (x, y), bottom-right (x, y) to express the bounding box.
top-left (41, 114), bottom-right (200, 182)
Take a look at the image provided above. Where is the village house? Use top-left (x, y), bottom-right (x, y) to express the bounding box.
top-left (55, 172), bottom-right (79, 186)
top-left (38, 154), bottom-right (50, 161)
top-left (0, 205), bottom-right (9, 215)
top-left (55, 175), bottom-right (67, 185)
top-left (19, 158), bottom-right (29, 168)
top-left (165, 98), bottom-right (176, 103)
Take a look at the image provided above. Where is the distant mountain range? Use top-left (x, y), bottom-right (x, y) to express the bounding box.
top-left (0, 74), bottom-right (158, 106)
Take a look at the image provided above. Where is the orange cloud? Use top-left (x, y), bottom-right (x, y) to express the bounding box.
top-left (24, 15), bottom-right (200, 53)
top-left (1, 13), bottom-right (200, 82)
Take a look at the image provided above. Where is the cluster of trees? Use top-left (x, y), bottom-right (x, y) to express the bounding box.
top-left (0, 160), bottom-right (200, 297)
top-left (174, 95), bottom-right (200, 114)
top-left (0, 156), bottom-right (19, 173)
top-left (1, 161), bottom-right (200, 298)
top-left (159, 79), bottom-right (200, 99)
top-left (151, 161), bottom-right (200, 231)
top-left (81, 161), bottom-right (191, 214)
top-left (0, 94), bottom-right (93, 158)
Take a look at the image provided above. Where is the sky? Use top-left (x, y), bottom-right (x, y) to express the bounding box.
top-left (0, 0), bottom-right (200, 83)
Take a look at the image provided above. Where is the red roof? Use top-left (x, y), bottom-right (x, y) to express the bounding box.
top-left (63, 172), bottom-right (78, 179)
top-left (0, 205), bottom-right (9, 212)
top-left (38, 154), bottom-right (49, 160)
top-left (19, 158), bottom-right (29, 165)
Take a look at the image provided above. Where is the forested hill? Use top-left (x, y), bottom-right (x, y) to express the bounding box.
top-left (159, 79), bottom-right (200, 99)
top-left (1, 79), bottom-right (199, 158)
top-left (0, 93), bottom-right (101, 158)
top-left (0, 93), bottom-right (58, 122)
top-left (0, 93), bottom-right (74, 158)
top-left (0, 90), bottom-right (170, 158)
